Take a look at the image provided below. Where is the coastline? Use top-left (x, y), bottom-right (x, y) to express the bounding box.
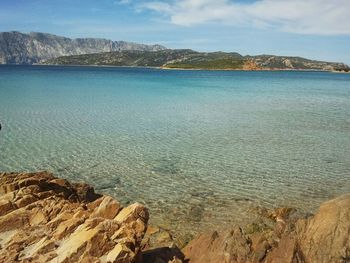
top-left (0, 171), bottom-right (349, 263)
top-left (30, 63), bottom-right (349, 73)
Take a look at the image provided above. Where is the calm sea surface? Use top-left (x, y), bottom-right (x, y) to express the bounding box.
top-left (1, 65), bottom-right (350, 234)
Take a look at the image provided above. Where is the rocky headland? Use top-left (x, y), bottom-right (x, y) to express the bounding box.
top-left (0, 171), bottom-right (349, 263)
top-left (43, 49), bottom-right (350, 72)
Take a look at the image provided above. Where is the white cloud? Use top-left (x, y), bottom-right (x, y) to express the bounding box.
top-left (140, 0), bottom-right (350, 35)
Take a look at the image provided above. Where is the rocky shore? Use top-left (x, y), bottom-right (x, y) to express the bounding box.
top-left (0, 171), bottom-right (349, 263)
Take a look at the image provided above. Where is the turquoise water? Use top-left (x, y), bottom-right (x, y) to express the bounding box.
top-left (1, 65), bottom-right (350, 234)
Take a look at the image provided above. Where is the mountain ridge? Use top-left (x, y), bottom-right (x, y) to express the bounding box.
top-left (0, 31), bottom-right (166, 64)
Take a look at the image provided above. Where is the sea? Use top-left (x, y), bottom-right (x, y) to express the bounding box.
top-left (1, 65), bottom-right (349, 236)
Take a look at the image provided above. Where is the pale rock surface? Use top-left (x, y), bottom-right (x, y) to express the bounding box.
top-left (0, 31), bottom-right (166, 64)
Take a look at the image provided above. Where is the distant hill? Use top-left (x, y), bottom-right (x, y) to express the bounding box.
top-left (44, 49), bottom-right (349, 72)
top-left (1, 31), bottom-right (348, 71)
top-left (0, 31), bottom-right (166, 64)
top-left (44, 49), bottom-right (245, 69)
top-left (246, 55), bottom-right (349, 72)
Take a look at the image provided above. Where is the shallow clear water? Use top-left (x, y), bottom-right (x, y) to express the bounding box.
top-left (1, 65), bottom-right (350, 234)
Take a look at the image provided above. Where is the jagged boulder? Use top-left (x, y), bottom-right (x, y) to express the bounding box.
top-left (0, 171), bottom-right (149, 263)
top-left (267, 193), bottom-right (350, 263)
top-left (183, 194), bottom-right (350, 263)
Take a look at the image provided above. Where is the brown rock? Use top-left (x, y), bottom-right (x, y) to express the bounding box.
top-left (297, 193), bottom-right (350, 262)
top-left (243, 59), bottom-right (261, 71)
top-left (183, 194), bottom-right (350, 263)
top-left (265, 235), bottom-right (299, 263)
top-left (0, 172), bottom-right (149, 263)
top-left (115, 202), bottom-right (149, 224)
top-left (266, 194), bottom-right (350, 263)
top-left (0, 193), bottom-right (16, 215)
top-left (106, 243), bottom-right (134, 263)
top-left (0, 208), bottom-right (29, 232)
top-left (183, 227), bottom-right (252, 263)
top-left (91, 195), bottom-right (121, 219)
top-left (1, 171), bottom-right (348, 263)
top-left (141, 225), bottom-right (179, 250)
top-left (15, 194), bottom-right (38, 208)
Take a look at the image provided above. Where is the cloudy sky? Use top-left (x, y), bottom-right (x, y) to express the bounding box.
top-left (1, 0), bottom-right (350, 63)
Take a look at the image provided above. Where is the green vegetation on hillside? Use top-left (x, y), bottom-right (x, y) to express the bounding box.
top-left (165, 52), bottom-right (244, 69)
top-left (45, 49), bottom-right (246, 69)
top-left (44, 49), bottom-right (349, 71)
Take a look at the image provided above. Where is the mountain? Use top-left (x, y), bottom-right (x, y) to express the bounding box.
top-left (44, 49), bottom-right (350, 72)
top-left (0, 31), bottom-right (166, 64)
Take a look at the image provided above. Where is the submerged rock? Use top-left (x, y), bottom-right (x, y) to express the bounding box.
top-left (0, 171), bottom-right (149, 263)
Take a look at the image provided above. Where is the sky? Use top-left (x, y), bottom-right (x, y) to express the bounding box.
top-left (1, 0), bottom-right (350, 64)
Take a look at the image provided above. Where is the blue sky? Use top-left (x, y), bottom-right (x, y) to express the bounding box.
top-left (1, 0), bottom-right (350, 64)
